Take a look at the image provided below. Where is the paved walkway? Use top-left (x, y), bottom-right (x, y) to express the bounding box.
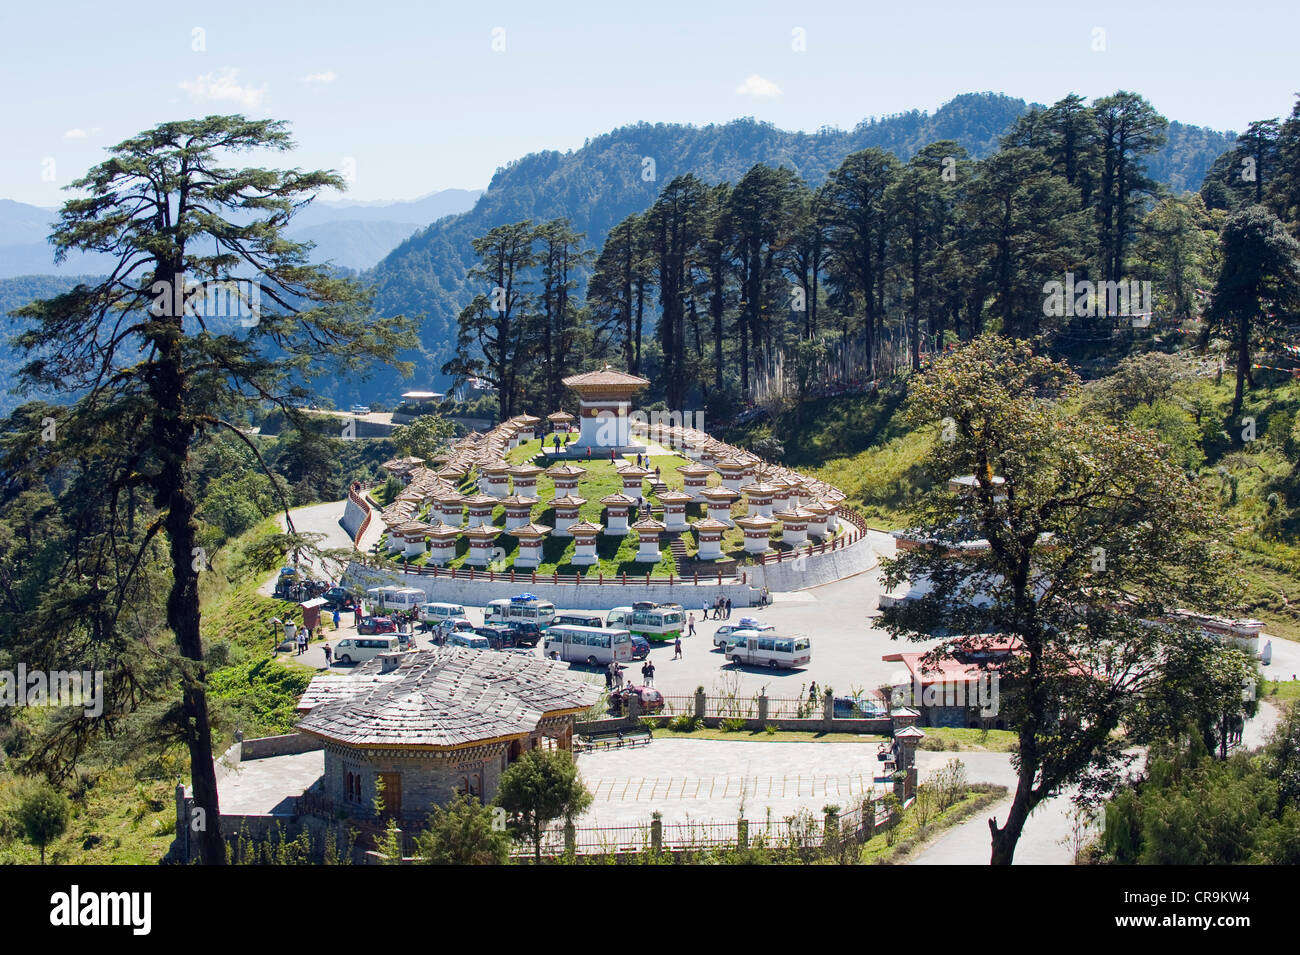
top-left (573, 738), bottom-right (884, 826)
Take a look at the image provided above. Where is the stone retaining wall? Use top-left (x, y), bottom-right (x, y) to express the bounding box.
top-left (340, 531), bottom-right (878, 608)
top-left (341, 561), bottom-right (760, 610)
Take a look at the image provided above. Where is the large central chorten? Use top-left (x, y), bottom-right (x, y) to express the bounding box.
top-left (557, 365), bottom-right (651, 456)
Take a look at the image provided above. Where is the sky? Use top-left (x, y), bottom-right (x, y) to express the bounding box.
top-left (2, 0), bottom-right (1297, 207)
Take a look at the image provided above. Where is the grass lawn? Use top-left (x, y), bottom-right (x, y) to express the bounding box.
top-left (1263, 680), bottom-right (1300, 703)
top-left (914, 726), bottom-right (1020, 752)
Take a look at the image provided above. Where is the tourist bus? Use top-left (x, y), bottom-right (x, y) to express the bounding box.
top-left (725, 632), bottom-right (812, 669)
top-left (625, 603), bottom-right (686, 642)
top-left (552, 610), bottom-right (606, 629)
top-left (543, 625), bottom-right (634, 667)
top-left (366, 586), bottom-right (424, 612)
top-left (420, 602), bottom-right (468, 627)
top-left (485, 594), bottom-right (557, 628)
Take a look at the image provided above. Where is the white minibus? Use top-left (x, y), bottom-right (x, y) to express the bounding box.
top-left (553, 610), bottom-right (605, 629)
top-left (485, 594), bottom-right (556, 628)
top-left (725, 632), bottom-right (812, 669)
top-left (543, 625), bottom-right (634, 667)
top-left (421, 602), bottom-right (468, 627)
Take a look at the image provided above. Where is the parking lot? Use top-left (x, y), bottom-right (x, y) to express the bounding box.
top-left (290, 565), bottom-right (954, 707)
top-left (274, 506), bottom-right (1300, 703)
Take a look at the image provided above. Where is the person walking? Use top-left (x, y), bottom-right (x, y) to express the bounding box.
top-left (687, 614), bottom-right (696, 638)
top-left (724, 597), bottom-right (732, 619)
top-left (323, 642), bottom-right (333, 668)
top-left (645, 661), bottom-right (656, 685)
top-left (808, 681), bottom-right (819, 702)
top-left (332, 608), bottom-right (341, 631)
top-left (640, 661), bottom-right (650, 683)
top-left (673, 636), bottom-right (683, 659)
top-left (702, 599), bottom-right (710, 621)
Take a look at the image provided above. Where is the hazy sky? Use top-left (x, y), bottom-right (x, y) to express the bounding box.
top-left (2, 0), bottom-right (1296, 206)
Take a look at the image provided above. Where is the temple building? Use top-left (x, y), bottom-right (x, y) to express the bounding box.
top-left (296, 648), bottom-right (601, 819)
top-left (557, 366), bottom-right (651, 455)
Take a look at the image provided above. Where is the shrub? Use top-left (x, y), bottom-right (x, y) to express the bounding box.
top-left (720, 718), bottom-right (746, 733)
top-left (668, 714), bottom-right (700, 732)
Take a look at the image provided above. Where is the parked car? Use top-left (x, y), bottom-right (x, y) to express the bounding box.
top-left (357, 616), bottom-right (397, 635)
top-left (448, 631), bottom-right (490, 650)
top-left (628, 634), bottom-right (651, 659)
top-left (435, 617), bottom-right (475, 643)
top-left (350, 404), bottom-right (371, 414)
top-left (502, 621), bottom-right (544, 647)
top-left (832, 695), bottom-right (888, 719)
top-left (473, 625), bottom-right (517, 650)
top-left (322, 587), bottom-right (357, 610)
top-left (713, 619), bottom-right (774, 649)
top-left (608, 684), bottom-right (664, 716)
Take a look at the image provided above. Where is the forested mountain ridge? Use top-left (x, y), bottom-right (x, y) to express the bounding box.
top-left (364, 92), bottom-right (1234, 400)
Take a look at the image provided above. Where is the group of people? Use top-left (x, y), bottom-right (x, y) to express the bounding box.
top-left (290, 623), bottom-right (314, 656)
top-left (703, 596), bottom-right (733, 620)
top-left (605, 661), bottom-right (626, 689)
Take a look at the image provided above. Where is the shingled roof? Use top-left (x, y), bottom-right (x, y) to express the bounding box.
top-left (297, 647), bottom-right (601, 750)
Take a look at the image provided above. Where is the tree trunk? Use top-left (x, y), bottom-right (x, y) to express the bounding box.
top-left (1232, 311), bottom-right (1250, 419)
top-left (988, 779), bottom-right (1033, 865)
top-left (148, 301), bottom-right (225, 865)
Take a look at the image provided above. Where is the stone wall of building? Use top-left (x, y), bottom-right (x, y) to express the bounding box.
top-left (322, 739), bottom-right (512, 821)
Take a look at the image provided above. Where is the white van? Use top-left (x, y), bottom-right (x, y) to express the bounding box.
top-left (334, 635), bottom-right (402, 664)
top-left (726, 632), bottom-right (811, 669)
top-left (421, 602), bottom-right (468, 627)
top-left (605, 606), bottom-right (633, 628)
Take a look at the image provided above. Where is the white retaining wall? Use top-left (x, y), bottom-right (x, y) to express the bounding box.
top-left (341, 562), bottom-right (759, 610)
top-left (339, 534), bottom-right (879, 610)
top-left (341, 493), bottom-right (369, 541)
top-left (749, 534), bottom-right (880, 592)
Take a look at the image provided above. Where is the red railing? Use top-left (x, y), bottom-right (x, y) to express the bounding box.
top-left (756, 506), bottom-right (871, 565)
top-left (347, 481), bottom-right (381, 546)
